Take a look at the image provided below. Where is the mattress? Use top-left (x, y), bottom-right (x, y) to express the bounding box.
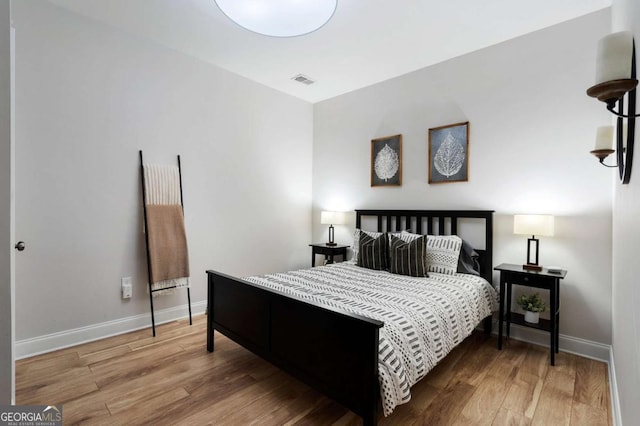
top-left (245, 261), bottom-right (498, 416)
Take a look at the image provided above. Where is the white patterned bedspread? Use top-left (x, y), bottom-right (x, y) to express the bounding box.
top-left (245, 261), bottom-right (498, 416)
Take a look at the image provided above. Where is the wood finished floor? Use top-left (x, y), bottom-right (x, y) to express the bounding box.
top-left (16, 314), bottom-right (612, 425)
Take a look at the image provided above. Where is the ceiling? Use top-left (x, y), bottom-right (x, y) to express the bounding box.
top-left (47, 0), bottom-right (610, 103)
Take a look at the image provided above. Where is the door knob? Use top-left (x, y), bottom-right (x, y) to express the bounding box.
top-left (14, 241), bottom-right (25, 251)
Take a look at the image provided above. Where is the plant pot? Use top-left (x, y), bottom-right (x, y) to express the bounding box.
top-left (524, 311), bottom-right (539, 324)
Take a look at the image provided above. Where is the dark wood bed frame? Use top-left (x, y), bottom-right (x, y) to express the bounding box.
top-left (207, 209), bottom-right (494, 425)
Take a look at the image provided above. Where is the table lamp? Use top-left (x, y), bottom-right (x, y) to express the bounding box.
top-left (320, 211), bottom-right (345, 246)
top-left (513, 214), bottom-right (554, 271)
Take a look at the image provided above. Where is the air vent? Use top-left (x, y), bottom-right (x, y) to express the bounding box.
top-left (292, 74), bottom-right (315, 85)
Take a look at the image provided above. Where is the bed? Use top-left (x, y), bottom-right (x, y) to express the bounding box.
top-left (206, 209), bottom-right (497, 425)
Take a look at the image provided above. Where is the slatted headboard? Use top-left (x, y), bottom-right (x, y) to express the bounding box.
top-left (355, 209), bottom-right (494, 283)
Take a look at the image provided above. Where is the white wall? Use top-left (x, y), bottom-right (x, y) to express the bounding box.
top-left (12, 1), bottom-right (313, 342)
top-left (611, 1), bottom-right (640, 424)
top-left (313, 10), bottom-right (613, 345)
top-left (0, 0), bottom-right (14, 405)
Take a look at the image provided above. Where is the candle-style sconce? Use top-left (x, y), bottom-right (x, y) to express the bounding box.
top-left (587, 31), bottom-right (638, 184)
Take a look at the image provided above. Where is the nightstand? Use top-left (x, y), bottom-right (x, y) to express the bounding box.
top-left (495, 263), bottom-right (567, 365)
top-left (309, 244), bottom-right (349, 267)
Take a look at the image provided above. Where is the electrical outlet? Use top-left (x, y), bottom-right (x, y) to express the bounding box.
top-left (121, 277), bottom-right (132, 299)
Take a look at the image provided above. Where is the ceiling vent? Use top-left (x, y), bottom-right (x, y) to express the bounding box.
top-left (292, 74), bottom-right (315, 85)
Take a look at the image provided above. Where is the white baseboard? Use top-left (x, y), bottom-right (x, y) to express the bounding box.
top-left (608, 347), bottom-right (622, 426)
top-left (15, 300), bottom-right (207, 359)
top-left (502, 323), bottom-right (610, 362)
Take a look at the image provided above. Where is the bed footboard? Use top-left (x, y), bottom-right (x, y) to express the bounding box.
top-left (206, 270), bottom-right (384, 425)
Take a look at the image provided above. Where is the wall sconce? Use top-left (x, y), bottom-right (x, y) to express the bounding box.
top-left (514, 214), bottom-right (554, 271)
top-left (587, 31), bottom-right (638, 184)
top-left (320, 211), bottom-right (345, 246)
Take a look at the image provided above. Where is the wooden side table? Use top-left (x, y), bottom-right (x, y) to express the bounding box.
top-left (309, 244), bottom-right (349, 267)
top-left (495, 263), bottom-right (567, 365)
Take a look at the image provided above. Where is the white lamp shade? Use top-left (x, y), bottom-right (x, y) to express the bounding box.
top-left (215, 0), bottom-right (337, 37)
top-left (321, 211), bottom-right (345, 225)
top-left (595, 31), bottom-right (634, 84)
top-left (514, 215), bottom-right (554, 237)
top-left (594, 126), bottom-right (614, 150)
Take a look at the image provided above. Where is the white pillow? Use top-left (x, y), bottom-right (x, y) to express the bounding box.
top-left (399, 230), bottom-right (421, 242)
top-left (401, 231), bottom-right (462, 275)
top-left (425, 235), bottom-right (463, 275)
top-left (353, 229), bottom-right (383, 262)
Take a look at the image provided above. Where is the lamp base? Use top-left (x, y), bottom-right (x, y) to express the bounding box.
top-left (523, 263), bottom-right (543, 271)
top-left (326, 242), bottom-right (337, 246)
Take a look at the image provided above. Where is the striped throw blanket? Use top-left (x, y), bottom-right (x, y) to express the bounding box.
top-left (246, 261), bottom-right (498, 416)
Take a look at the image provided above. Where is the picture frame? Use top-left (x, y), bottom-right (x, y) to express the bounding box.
top-left (371, 134), bottom-right (402, 187)
top-left (428, 121), bottom-right (469, 184)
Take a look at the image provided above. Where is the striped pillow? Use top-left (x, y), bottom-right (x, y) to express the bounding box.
top-left (425, 235), bottom-right (462, 275)
top-left (353, 229), bottom-right (383, 262)
top-left (357, 232), bottom-right (387, 270)
top-left (388, 235), bottom-right (428, 277)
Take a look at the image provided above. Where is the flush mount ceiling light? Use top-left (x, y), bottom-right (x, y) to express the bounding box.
top-left (215, 0), bottom-right (337, 37)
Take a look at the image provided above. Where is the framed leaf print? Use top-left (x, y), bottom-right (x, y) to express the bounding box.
top-left (428, 122), bottom-right (469, 184)
top-left (371, 134), bottom-right (402, 187)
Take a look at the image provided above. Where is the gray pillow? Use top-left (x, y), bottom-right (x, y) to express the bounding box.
top-left (457, 238), bottom-right (480, 275)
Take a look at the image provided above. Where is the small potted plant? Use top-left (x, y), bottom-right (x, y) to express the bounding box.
top-left (516, 293), bottom-right (546, 324)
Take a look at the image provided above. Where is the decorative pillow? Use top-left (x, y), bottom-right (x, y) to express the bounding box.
top-left (357, 232), bottom-right (387, 270)
top-left (426, 235), bottom-right (463, 275)
top-left (399, 230), bottom-right (421, 242)
top-left (457, 238), bottom-right (480, 276)
top-left (386, 230), bottom-right (413, 246)
top-left (388, 234), bottom-right (428, 277)
top-left (353, 229), bottom-right (383, 262)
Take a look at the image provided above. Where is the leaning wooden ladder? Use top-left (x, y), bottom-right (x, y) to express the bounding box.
top-left (139, 150), bottom-right (193, 336)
